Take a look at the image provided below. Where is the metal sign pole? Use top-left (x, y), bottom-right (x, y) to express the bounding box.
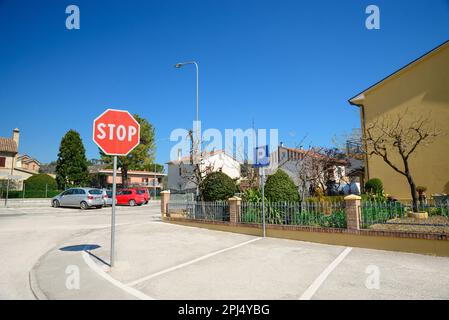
top-left (110, 155), bottom-right (117, 267)
top-left (5, 177), bottom-right (10, 207)
top-left (261, 167), bottom-right (266, 238)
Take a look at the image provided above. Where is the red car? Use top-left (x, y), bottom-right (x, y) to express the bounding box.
top-left (134, 188), bottom-right (150, 204)
top-left (116, 189), bottom-right (145, 206)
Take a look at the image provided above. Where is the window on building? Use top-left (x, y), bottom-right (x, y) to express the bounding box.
top-left (179, 167), bottom-right (182, 176)
top-left (0, 157), bottom-right (5, 168)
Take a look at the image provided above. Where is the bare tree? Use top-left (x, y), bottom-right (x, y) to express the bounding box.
top-left (294, 147), bottom-right (346, 198)
top-left (179, 129), bottom-right (218, 200)
top-left (365, 112), bottom-right (440, 212)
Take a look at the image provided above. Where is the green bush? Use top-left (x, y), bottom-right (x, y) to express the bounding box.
top-left (202, 172), bottom-right (237, 201)
top-left (25, 174), bottom-right (58, 191)
top-left (365, 178), bottom-right (383, 195)
top-left (242, 188), bottom-right (263, 203)
top-left (264, 169), bottom-right (299, 202)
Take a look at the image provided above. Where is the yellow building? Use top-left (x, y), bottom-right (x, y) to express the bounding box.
top-left (349, 40), bottom-right (449, 199)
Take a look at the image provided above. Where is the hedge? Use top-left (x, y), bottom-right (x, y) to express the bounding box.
top-left (202, 172), bottom-right (237, 201)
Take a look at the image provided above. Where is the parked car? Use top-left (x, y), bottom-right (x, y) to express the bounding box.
top-left (52, 188), bottom-right (104, 210)
top-left (116, 189), bottom-right (146, 206)
top-left (133, 188), bottom-right (150, 204)
top-left (102, 190), bottom-right (117, 206)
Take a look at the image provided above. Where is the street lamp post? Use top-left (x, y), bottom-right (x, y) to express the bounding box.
top-left (153, 163), bottom-right (157, 199)
top-left (175, 61), bottom-right (200, 198)
top-left (151, 137), bottom-right (170, 200)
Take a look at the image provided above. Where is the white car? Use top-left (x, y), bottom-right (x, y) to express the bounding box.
top-left (102, 190), bottom-right (117, 206)
top-left (52, 188), bottom-right (104, 210)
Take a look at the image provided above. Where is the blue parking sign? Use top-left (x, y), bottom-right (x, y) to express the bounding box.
top-left (254, 145), bottom-right (270, 167)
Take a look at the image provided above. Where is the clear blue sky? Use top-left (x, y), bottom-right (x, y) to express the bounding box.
top-left (1, 0), bottom-right (448, 165)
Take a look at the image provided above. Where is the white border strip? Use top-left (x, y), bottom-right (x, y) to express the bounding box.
top-left (299, 247), bottom-right (352, 300)
top-left (127, 237), bottom-right (262, 286)
top-left (82, 251), bottom-right (154, 300)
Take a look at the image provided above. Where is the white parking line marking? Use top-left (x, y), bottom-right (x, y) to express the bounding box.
top-left (127, 237), bottom-right (262, 287)
top-left (299, 247), bottom-right (352, 300)
top-left (82, 251), bottom-right (154, 300)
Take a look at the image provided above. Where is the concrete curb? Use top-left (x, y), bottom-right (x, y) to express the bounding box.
top-left (26, 227), bottom-right (110, 300)
top-left (29, 265), bottom-right (48, 300)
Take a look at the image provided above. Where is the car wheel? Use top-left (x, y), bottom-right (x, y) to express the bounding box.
top-left (145, 201), bottom-right (149, 204)
top-left (129, 200), bottom-right (136, 206)
top-left (52, 200), bottom-right (60, 208)
top-left (80, 201), bottom-right (88, 210)
top-left (96, 205), bottom-right (103, 209)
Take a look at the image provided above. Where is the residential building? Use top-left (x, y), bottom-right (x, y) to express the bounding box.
top-left (167, 150), bottom-right (241, 193)
top-left (0, 128), bottom-right (19, 177)
top-left (266, 145), bottom-right (353, 197)
top-left (349, 40), bottom-right (449, 199)
top-left (0, 128), bottom-right (40, 189)
top-left (90, 168), bottom-right (166, 196)
top-left (16, 154), bottom-right (40, 173)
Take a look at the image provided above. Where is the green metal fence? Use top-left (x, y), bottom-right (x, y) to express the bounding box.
top-left (0, 184), bottom-right (61, 199)
top-left (361, 199), bottom-right (449, 229)
top-left (240, 201), bottom-right (347, 228)
top-left (167, 201), bottom-right (230, 222)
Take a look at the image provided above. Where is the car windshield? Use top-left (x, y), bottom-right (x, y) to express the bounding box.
top-left (106, 191), bottom-right (112, 197)
top-left (88, 189), bottom-right (102, 195)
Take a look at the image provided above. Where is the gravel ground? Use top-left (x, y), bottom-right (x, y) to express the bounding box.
top-left (370, 216), bottom-right (449, 233)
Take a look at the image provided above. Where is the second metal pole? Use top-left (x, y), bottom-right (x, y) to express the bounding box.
top-left (110, 156), bottom-right (117, 267)
top-left (261, 167), bottom-right (266, 238)
top-left (5, 178), bottom-right (10, 207)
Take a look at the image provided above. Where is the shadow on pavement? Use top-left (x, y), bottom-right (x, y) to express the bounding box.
top-left (59, 244), bottom-right (110, 267)
top-left (59, 244), bottom-right (100, 251)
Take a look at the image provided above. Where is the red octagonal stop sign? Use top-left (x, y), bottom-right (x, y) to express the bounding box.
top-left (93, 109), bottom-right (141, 156)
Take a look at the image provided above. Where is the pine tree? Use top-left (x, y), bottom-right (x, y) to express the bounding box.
top-left (56, 130), bottom-right (90, 189)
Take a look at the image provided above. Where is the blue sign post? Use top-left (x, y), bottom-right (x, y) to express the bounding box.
top-left (254, 146), bottom-right (270, 238)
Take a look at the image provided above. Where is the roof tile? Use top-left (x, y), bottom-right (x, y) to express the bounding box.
top-left (0, 138), bottom-right (17, 153)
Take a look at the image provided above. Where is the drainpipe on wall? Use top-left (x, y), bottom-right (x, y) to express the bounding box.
top-left (348, 96), bottom-right (369, 192)
top-left (359, 104), bottom-right (370, 185)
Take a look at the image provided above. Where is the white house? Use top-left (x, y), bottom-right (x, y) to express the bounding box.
top-left (167, 150), bottom-right (241, 193)
top-left (0, 128), bottom-right (40, 190)
top-left (266, 145), bottom-right (351, 197)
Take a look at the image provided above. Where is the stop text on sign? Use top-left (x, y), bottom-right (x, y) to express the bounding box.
top-left (92, 109), bottom-right (141, 156)
top-left (96, 123), bottom-right (138, 142)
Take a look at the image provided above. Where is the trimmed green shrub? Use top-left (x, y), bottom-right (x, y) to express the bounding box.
top-left (264, 169), bottom-right (299, 202)
top-left (202, 172), bottom-right (237, 201)
top-left (25, 174), bottom-right (58, 191)
top-left (365, 178), bottom-right (383, 195)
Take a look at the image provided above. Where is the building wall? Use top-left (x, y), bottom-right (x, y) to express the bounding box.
top-left (0, 152), bottom-right (14, 175)
top-left (361, 43), bottom-right (449, 199)
top-left (167, 152), bottom-right (241, 192)
top-left (22, 161), bottom-right (40, 172)
top-left (105, 175), bottom-right (161, 186)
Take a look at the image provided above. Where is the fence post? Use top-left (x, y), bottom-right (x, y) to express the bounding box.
top-left (344, 194), bottom-right (362, 230)
top-left (160, 190), bottom-right (170, 218)
top-left (228, 196), bottom-right (242, 224)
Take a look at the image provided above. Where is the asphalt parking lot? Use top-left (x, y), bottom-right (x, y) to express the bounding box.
top-left (2, 203), bottom-right (449, 300)
top-left (0, 202), bottom-right (159, 299)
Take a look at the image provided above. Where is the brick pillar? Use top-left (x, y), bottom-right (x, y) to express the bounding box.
top-left (160, 190), bottom-right (170, 218)
top-left (228, 196), bottom-right (242, 224)
top-left (344, 194), bottom-right (361, 230)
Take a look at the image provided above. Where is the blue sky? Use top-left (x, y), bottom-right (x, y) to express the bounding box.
top-left (0, 0), bottom-right (448, 166)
